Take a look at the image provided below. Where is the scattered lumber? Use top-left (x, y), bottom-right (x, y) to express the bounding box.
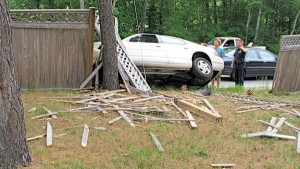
top-left (31, 112), bottom-right (59, 120)
top-left (108, 116), bottom-right (122, 125)
top-left (297, 132), bottom-right (300, 153)
top-left (258, 120), bottom-right (281, 130)
top-left (27, 107), bottom-right (36, 113)
top-left (241, 132), bottom-right (296, 140)
top-left (284, 121), bottom-right (300, 132)
top-left (42, 106), bottom-right (58, 118)
top-left (236, 109), bottom-right (259, 114)
top-left (149, 132), bottom-right (165, 152)
top-left (266, 117), bottom-right (277, 132)
top-left (210, 163), bottom-right (236, 168)
top-left (46, 122), bottom-right (53, 146)
top-left (174, 98), bottom-right (222, 123)
top-left (58, 124), bottom-right (85, 131)
top-left (185, 110), bottom-right (197, 128)
top-left (27, 134), bottom-right (46, 141)
top-left (114, 105), bottom-right (135, 127)
top-left (171, 102), bottom-right (187, 118)
top-left (133, 95), bottom-right (164, 103)
top-left (81, 124), bottom-right (89, 147)
top-left (271, 117), bottom-right (285, 134)
top-left (80, 62), bottom-right (103, 89)
top-left (94, 127), bottom-right (107, 131)
top-left (203, 99), bottom-right (221, 116)
top-left (292, 109), bottom-right (300, 117)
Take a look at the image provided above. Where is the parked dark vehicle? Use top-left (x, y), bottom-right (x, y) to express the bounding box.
top-left (222, 48), bottom-right (277, 79)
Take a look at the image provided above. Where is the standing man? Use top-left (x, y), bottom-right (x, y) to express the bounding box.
top-left (230, 39), bottom-right (247, 86)
top-left (211, 38), bottom-right (225, 88)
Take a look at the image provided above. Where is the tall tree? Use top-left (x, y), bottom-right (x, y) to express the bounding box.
top-left (291, 8), bottom-right (300, 35)
top-left (253, 2), bottom-right (262, 44)
top-left (99, 0), bottom-right (119, 90)
top-left (0, 0), bottom-right (31, 168)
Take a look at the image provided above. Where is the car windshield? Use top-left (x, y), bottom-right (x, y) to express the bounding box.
top-left (226, 49), bottom-right (236, 57)
top-left (208, 38), bottom-right (225, 45)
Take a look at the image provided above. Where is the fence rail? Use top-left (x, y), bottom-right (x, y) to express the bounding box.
top-left (11, 8), bottom-right (95, 89)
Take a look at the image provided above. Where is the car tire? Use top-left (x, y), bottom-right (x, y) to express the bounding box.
top-left (192, 57), bottom-right (213, 80)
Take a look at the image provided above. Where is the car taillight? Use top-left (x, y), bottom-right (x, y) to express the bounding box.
top-left (214, 51), bottom-right (219, 57)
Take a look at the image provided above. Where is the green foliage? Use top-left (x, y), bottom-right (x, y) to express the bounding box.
top-left (9, 0), bottom-right (300, 54)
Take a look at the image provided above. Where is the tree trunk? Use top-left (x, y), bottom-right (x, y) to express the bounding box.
top-left (99, 0), bottom-right (119, 90)
top-left (141, 0), bottom-right (147, 32)
top-left (245, 9), bottom-right (252, 44)
top-left (253, 3), bottom-right (262, 44)
top-left (290, 8), bottom-right (300, 35)
top-left (112, 0), bottom-right (118, 9)
top-left (204, 0), bottom-right (210, 23)
top-left (0, 1), bottom-right (31, 168)
top-left (213, 0), bottom-right (217, 24)
top-left (79, 0), bottom-right (84, 9)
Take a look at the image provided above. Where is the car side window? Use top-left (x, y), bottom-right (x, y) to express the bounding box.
top-left (129, 35), bottom-right (141, 42)
top-left (258, 50), bottom-right (276, 61)
top-left (139, 35), bottom-right (159, 43)
top-left (246, 50), bottom-right (259, 60)
top-left (224, 40), bottom-right (235, 47)
top-left (160, 36), bottom-right (185, 45)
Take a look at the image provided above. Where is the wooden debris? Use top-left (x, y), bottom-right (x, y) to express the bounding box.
top-left (284, 121), bottom-right (300, 132)
top-left (258, 120), bottom-right (281, 130)
top-left (203, 99), bottom-right (221, 116)
top-left (210, 163), bottom-right (236, 168)
top-left (297, 132), bottom-right (300, 153)
top-left (94, 127), bottom-right (107, 131)
top-left (58, 124), bottom-right (85, 131)
top-left (171, 102), bottom-right (187, 118)
top-left (53, 133), bottom-right (67, 138)
top-left (133, 95), bottom-right (164, 103)
top-left (149, 132), bottom-right (165, 152)
top-left (46, 122), bottom-right (53, 146)
top-left (27, 107), bottom-right (36, 113)
top-left (266, 117), bottom-right (277, 132)
top-left (81, 124), bottom-right (89, 147)
top-left (236, 108), bottom-right (260, 114)
top-left (31, 112), bottom-right (58, 120)
top-left (93, 89), bottom-right (126, 96)
top-left (114, 105), bottom-right (135, 127)
top-left (185, 110), bottom-right (197, 128)
top-left (27, 134), bottom-right (46, 141)
top-left (42, 106), bottom-right (58, 118)
top-left (271, 117), bottom-right (285, 134)
top-left (292, 109), bottom-right (300, 117)
top-left (174, 98), bottom-right (222, 123)
top-left (241, 132), bottom-right (296, 140)
top-left (108, 116), bottom-right (122, 125)
top-left (80, 62), bottom-right (103, 89)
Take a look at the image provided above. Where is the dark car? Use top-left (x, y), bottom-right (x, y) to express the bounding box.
top-left (222, 47), bottom-right (277, 79)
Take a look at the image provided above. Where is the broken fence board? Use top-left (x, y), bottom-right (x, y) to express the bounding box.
top-left (284, 121), bottom-right (300, 132)
top-left (27, 134), bottom-right (46, 141)
top-left (210, 163), bottom-right (236, 168)
top-left (149, 132), bottom-right (165, 152)
top-left (46, 122), bottom-right (53, 147)
top-left (258, 119), bottom-right (281, 130)
top-left (27, 107), bottom-right (36, 113)
top-left (271, 117), bottom-right (285, 134)
top-left (42, 106), bottom-right (58, 118)
top-left (31, 112), bottom-right (58, 120)
top-left (241, 132), bottom-right (266, 138)
top-left (185, 110), bottom-right (197, 128)
top-left (174, 98), bottom-right (222, 123)
top-left (133, 95), bottom-right (164, 103)
top-left (203, 99), bottom-right (221, 116)
top-left (292, 109), bottom-right (300, 117)
top-left (108, 116), bottom-right (123, 124)
top-left (171, 102), bottom-right (187, 118)
top-left (114, 105), bottom-right (135, 127)
top-left (80, 62), bottom-right (103, 89)
top-left (81, 125), bottom-right (89, 147)
top-left (263, 133), bottom-right (296, 140)
top-left (266, 117), bottom-right (277, 132)
top-left (236, 109), bottom-right (259, 114)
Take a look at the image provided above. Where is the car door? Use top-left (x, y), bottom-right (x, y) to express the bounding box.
top-left (159, 36), bottom-right (190, 69)
top-left (257, 49), bottom-right (277, 77)
top-left (138, 35), bottom-right (168, 68)
top-left (123, 35), bottom-right (143, 65)
top-left (245, 49), bottom-right (262, 77)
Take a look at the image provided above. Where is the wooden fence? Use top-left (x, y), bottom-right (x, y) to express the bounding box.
top-left (272, 35), bottom-right (300, 93)
top-left (11, 8), bottom-right (95, 89)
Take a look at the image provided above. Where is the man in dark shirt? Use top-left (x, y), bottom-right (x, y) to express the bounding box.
top-left (230, 39), bottom-right (248, 86)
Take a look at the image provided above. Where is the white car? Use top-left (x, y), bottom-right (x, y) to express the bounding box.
top-left (121, 34), bottom-right (224, 86)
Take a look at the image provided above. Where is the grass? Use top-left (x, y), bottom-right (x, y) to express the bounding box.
top-left (21, 89), bottom-right (300, 169)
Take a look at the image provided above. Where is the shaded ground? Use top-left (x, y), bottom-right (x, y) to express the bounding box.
top-left (22, 88), bottom-right (300, 169)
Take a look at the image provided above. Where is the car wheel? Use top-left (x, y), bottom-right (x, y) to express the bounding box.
top-left (192, 57), bottom-right (213, 79)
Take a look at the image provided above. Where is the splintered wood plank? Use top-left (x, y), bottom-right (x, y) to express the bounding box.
top-left (241, 132), bottom-right (266, 138)
top-left (42, 106), bottom-right (57, 118)
top-left (203, 99), bottom-right (221, 116)
top-left (271, 117), bottom-right (285, 134)
top-left (46, 122), bottom-right (53, 147)
top-left (31, 112), bottom-right (58, 120)
top-left (149, 132), bottom-right (165, 152)
top-left (171, 102), bottom-right (187, 118)
top-left (266, 117), bottom-right (277, 132)
top-left (292, 109), bottom-right (300, 117)
top-left (263, 133), bottom-right (296, 140)
top-left (174, 98), bottom-right (222, 123)
top-left (27, 134), bottom-right (46, 141)
top-left (297, 132), bottom-right (300, 153)
top-left (81, 124), bottom-right (89, 147)
top-left (108, 116), bottom-right (123, 125)
top-left (133, 95), bottom-right (164, 103)
top-left (114, 105), bottom-right (135, 127)
top-left (80, 62), bottom-right (103, 89)
top-left (284, 121), bottom-right (300, 132)
top-left (185, 110), bottom-right (197, 128)
top-left (210, 163), bottom-right (236, 168)
top-left (258, 119), bottom-right (281, 130)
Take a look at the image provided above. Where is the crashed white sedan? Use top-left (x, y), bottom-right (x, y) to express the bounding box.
top-left (121, 34), bottom-right (224, 86)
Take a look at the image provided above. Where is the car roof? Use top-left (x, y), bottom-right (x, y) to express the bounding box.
top-left (217, 37), bottom-right (240, 39)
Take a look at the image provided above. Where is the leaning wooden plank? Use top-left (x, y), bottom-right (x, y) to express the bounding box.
top-left (171, 102), bottom-right (187, 118)
top-left (42, 106), bottom-right (57, 118)
top-left (258, 120), bottom-right (281, 130)
top-left (297, 132), bottom-right (300, 153)
top-left (292, 109), bottom-right (300, 117)
top-left (236, 109), bottom-right (259, 114)
top-left (185, 110), bottom-right (197, 128)
top-left (46, 122), bottom-right (53, 147)
top-left (81, 124), bottom-right (89, 147)
top-left (108, 116), bottom-right (122, 125)
top-left (174, 98), bottom-right (222, 123)
top-left (31, 112), bottom-right (58, 120)
top-left (271, 117), bottom-right (285, 134)
top-left (133, 95), bottom-right (164, 103)
top-left (266, 117), bottom-right (277, 132)
top-left (203, 99), bottom-right (221, 116)
top-left (210, 163), bottom-right (236, 167)
top-left (80, 62), bottom-right (103, 89)
top-left (284, 121), bottom-right (300, 132)
top-left (94, 89), bottom-right (126, 96)
top-left (149, 132), bottom-right (165, 152)
top-left (263, 133), bottom-right (297, 140)
top-left (240, 132), bottom-right (266, 138)
top-left (27, 107), bottom-right (36, 113)
top-left (114, 105), bottom-right (135, 127)
top-left (27, 134), bottom-right (46, 141)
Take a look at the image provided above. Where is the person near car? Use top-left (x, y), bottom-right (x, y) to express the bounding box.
top-left (230, 39), bottom-right (248, 86)
top-left (211, 38), bottom-right (225, 88)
